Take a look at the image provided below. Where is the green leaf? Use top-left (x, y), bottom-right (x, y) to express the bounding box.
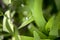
top-left (31, 0), bottom-right (46, 31)
top-left (3, 10), bottom-right (14, 33)
top-left (13, 26), bottom-right (21, 40)
top-left (28, 24), bottom-right (47, 39)
top-left (26, 0), bottom-right (46, 31)
top-left (12, 36), bottom-right (33, 40)
top-left (5, 19), bottom-right (13, 33)
top-left (18, 16), bottom-right (34, 29)
top-left (11, 11), bottom-right (15, 18)
top-left (21, 36), bottom-right (34, 40)
top-left (45, 15), bottom-right (55, 32)
top-left (0, 35), bottom-right (3, 40)
top-left (3, 0), bottom-right (11, 5)
top-left (33, 31), bottom-right (40, 40)
top-left (49, 12), bottom-right (60, 38)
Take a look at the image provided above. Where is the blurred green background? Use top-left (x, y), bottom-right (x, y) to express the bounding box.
top-left (0, 0), bottom-right (60, 40)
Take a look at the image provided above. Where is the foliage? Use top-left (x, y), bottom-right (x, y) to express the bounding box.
top-left (0, 0), bottom-right (60, 40)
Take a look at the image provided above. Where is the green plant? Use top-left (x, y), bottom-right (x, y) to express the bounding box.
top-left (0, 0), bottom-right (60, 40)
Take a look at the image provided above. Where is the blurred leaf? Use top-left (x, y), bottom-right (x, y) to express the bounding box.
top-left (26, 0), bottom-right (46, 31)
top-left (12, 36), bottom-right (33, 40)
top-left (45, 15), bottom-right (55, 32)
top-left (6, 19), bottom-right (13, 33)
top-left (18, 16), bottom-right (34, 29)
top-left (3, 0), bottom-right (11, 5)
top-left (21, 36), bottom-right (34, 40)
top-left (31, 0), bottom-right (46, 31)
top-left (28, 24), bottom-right (47, 39)
top-left (0, 35), bottom-right (3, 40)
top-left (1, 0), bottom-right (60, 40)
top-left (11, 11), bottom-right (15, 18)
top-left (3, 10), bottom-right (14, 33)
top-left (49, 12), bottom-right (60, 38)
top-left (13, 26), bottom-right (21, 40)
top-left (33, 31), bottom-right (40, 40)
top-left (3, 32), bottom-right (11, 37)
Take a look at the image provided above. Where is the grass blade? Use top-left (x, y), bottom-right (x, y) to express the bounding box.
top-left (18, 16), bottom-right (34, 29)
